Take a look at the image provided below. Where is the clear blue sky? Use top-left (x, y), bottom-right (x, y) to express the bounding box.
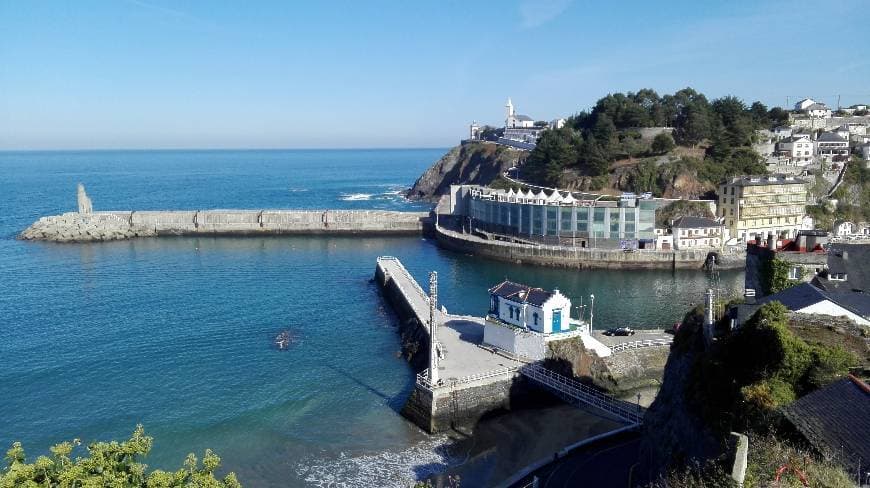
top-left (1, 0), bottom-right (868, 150)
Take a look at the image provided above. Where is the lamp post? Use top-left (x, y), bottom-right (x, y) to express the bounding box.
top-left (589, 294), bottom-right (595, 332)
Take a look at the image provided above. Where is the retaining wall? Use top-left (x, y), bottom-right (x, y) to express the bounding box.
top-left (435, 225), bottom-right (743, 270)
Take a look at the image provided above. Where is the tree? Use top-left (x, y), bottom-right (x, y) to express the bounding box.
top-left (523, 128), bottom-right (579, 185)
top-left (651, 132), bottom-right (676, 154)
top-left (0, 426), bottom-right (241, 488)
top-left (767, 107), bottom-right (789, 128)
top-left (675, 102), bottom-right (711, 147)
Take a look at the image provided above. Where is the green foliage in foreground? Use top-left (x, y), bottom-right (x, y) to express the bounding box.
top-left (689, 302), bottom-right (856, 434)
top-left (0, 426), bottom-right (241, 488)
top-left (648, 435), bottom-right (854, 488)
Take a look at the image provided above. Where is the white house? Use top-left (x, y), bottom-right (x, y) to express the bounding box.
top-left (794, 98), bottom-right (818, 111)
top-left (483, 280), bottom-right (611, 359)
top-left (773, 126), bottom-right (793, 140)
top-left (833, 220), bottom-right (855, 237)
top-left (488, 280), bottom-right (574, 334)
top-left (672, 216), bottom-right (724, 250)
top-left (777, 134), bottom-right (815, 165)
top-left (805, 103), bottom-right (832, 119)
top-left (815, 132), bottom-right (850, 160)
top-left (755, 283), bottom-right (869, 326)
top-left (859, 142), bottom-right (870, 161)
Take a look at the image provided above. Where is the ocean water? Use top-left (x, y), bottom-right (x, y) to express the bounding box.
top-left (0, 149), bottom-right (743, 486)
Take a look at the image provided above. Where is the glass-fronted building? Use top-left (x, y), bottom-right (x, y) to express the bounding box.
top-left (452, 186), bottom-right (661, 249)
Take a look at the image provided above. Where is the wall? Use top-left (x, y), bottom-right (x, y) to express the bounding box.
top-left (435, 224), bottom-right (743, 270)
top-left (483, 320), bottom-right (547, 360)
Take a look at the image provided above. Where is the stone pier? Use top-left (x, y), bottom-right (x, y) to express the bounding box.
top-left (375, 256), bottom-right (531, 433)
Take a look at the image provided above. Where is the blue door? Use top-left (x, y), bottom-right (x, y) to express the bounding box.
top-left (552, 310), bottom-right (561, 332)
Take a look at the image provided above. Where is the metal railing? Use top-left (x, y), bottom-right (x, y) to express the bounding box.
top-left (520, 364), bottom-right (643, 424)
top-left (415, 367), bottom-right (520, 392)
top-left (377, 256), bottom-right (429, 304)
top-left (609, 339), bottom-right (673, 353)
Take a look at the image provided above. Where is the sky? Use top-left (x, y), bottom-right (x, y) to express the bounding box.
top-left (1, 0), bottom-right (868, 150)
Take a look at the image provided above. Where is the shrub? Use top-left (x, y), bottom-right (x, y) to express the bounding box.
top-left (0, 426), bottom-right (241, 488)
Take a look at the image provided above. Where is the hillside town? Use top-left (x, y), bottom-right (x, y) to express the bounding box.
top-left (449, 95), bottom-right (870, 332)
top-left (464, 96), bottom-right (870, 247)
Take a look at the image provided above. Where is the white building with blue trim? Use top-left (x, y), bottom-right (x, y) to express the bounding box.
top-left (483, 280), bottom-right (610, 359)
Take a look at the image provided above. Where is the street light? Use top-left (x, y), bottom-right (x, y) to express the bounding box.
top-left (589, 294), bottom-right (595, 332)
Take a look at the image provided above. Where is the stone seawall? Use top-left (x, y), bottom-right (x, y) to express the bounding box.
top-left (435, 225), bottom-right (744, 270)
top-left (21, 209), bottom-right (430, 242)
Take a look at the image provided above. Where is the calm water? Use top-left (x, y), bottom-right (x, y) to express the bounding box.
top-left (0, 149), bottom-right (743, 486)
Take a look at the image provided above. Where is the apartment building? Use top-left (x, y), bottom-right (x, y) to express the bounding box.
top-left (717, 175), bottom-right (808, 243)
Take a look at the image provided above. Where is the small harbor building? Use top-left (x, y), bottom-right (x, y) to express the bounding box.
top-left (488, 280), bottom-right (575, 334)
top-left (482, 280), bottom-right (610, 359)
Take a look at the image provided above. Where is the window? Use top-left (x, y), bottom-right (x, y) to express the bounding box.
top-left (508, 306), bottom-right (514, 319)
top-left (788, 267), bottom-right (800, 280)
top-left (533, 312), bottom-right (539, 326)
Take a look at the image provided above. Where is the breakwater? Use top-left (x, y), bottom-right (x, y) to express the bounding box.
top-left (21, 209), bottom-right (431, 242)
top-left (435, 224), bottom-right (743, 270)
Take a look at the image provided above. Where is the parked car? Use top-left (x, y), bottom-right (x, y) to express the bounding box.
top-left (604, 327), bottom-right (635, 336)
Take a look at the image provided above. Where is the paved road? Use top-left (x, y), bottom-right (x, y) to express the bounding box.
top-left (592, 329), bottom-right (673, 347)
top-left (511, 431), bottom-right (649, 488)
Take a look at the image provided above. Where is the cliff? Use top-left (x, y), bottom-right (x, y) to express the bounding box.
top-left (406, 142), bottom-right (527, 202)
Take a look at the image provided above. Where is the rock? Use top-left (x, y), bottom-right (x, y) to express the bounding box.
top-left (406, 142), bottom-right (527, 202)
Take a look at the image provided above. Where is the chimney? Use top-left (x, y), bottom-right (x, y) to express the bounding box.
top-left (767, 234), bottom-right (775, 249)
top-left (842, 251), bottom-right (848, 260)
top-left (798, 234), bottom-right (807, 252)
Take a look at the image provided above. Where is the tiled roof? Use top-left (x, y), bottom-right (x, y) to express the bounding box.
top-left (816, 132), bottom-right (848, 143)
top-left (782, 376), bottom-right (870, 473)
top-left (816, 244), bottom-right (870, 294)
top-left (514, 114), bottom-right (534, 122)
top-left (756, 282), bottom-right (828, 311)
top-left (489, 280), bottom-right (554, 307)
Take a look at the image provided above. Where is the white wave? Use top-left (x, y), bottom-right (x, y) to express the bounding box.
top-left (339, 193), bottom-right (373, 201)
top-left (288, 188), bottom-right (309, 193)
top-left (295, 436), bottom-right (454, 488)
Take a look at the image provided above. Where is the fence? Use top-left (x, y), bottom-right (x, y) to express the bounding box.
top-left (609, 339), bottom-right (673, 353)
top-left (521, 364), bottom-right (643, 424)
top-left (415, 367), bottom-right (520, 392)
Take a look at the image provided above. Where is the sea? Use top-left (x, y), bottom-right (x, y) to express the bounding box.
top-left (0, 149), bottom-right (744, 487)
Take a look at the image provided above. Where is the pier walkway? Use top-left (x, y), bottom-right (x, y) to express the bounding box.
top-left (376, 256), bottom-right (525, 385)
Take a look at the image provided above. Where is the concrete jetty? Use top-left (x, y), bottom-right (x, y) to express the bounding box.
top-left (19, 184), bottom-right (430, 242)
top-left (375, 256), bottom-right (645, 434)
top-left (375, 256), bottom-right (527, 433)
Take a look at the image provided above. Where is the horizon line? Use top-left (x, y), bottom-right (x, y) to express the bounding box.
top-left (0, 145), bottom-right (453, 153)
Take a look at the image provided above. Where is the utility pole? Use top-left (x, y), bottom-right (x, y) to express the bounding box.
top-left (428, 271), bottom-right (439, 385)
top-left (704, 288), bottom-right (714, 345)
top-left (837, 94), bottom-right (841, 111)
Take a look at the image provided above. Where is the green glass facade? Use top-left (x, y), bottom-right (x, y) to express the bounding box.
top-left (468, 198), bottom-right (659, 244)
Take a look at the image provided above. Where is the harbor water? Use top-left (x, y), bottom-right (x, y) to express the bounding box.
top-left (0, 149), bottom-right (743, 486)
